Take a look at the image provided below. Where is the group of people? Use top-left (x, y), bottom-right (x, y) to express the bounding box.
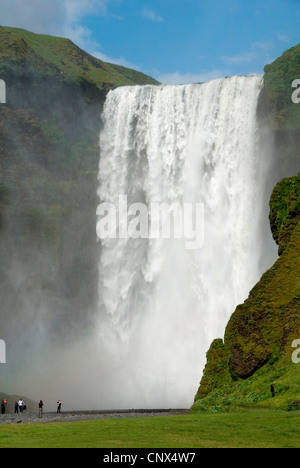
top-left (0, 398), bottom-right (62, 417)
top-left (1, 398), bottom-right (26, 414)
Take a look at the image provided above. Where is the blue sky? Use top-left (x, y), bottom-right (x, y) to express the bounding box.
top-left (0, 0), bottom-right (299, 83)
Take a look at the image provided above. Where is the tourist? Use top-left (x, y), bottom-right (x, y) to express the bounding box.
top-left (57, 400), bottom-right (62, 413)
top-left (271, 384), bottom-right (275, 398)
top-left (1, 400), bottom-right (5, 414)
top-left (38, 400), bottom-right (44, 418)
top-left (14, 401), bottom-right (18, 413)
top-left (18, 398), bottom-right (24, 413)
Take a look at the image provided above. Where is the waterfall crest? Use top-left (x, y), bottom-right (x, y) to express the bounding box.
top-left (97, 75), bottom-right (273, 408)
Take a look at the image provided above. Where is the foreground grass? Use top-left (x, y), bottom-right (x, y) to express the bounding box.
top-left (0, 411), bottom-right (299, 448)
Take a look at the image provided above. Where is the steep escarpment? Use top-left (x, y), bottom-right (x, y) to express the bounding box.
top-left (258, 43), bottom-right (300, 184)
top-left (0, 26), bottom-right (159, 348)
top-left (193, 174), bottom-right (300, 410)
top-left (193, 45), bottom-right (300, 412)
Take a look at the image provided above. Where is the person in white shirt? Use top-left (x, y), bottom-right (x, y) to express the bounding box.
top-left (18, 399), bottom-right (24, 413)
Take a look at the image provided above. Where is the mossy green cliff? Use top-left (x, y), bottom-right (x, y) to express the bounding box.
top-left (0, 26), bottom-right (159, 348)
top-left (258, 43), bottom-right (300, 131)
top-left (194, 174), bottom-right (300, 411)
top-left (194, 44), bottom-right (300, 412)
top-left (193, 172), bottom-right (300, 412)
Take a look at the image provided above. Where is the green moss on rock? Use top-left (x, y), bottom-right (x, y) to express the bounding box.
top-left (269, 173), bottom-right (300, 255)
top-left (194, 339), bottom-right (231, 401)
top-left (194, 175), bottom-right (300, 411)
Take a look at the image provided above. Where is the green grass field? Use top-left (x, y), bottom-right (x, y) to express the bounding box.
top-left (0, 411), bottom-right (299, 448)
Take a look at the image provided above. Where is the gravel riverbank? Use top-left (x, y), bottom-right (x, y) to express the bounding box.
top-left (0, 409), bottom-right (190, 425)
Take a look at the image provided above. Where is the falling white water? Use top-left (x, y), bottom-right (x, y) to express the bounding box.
top-left (97, 75), bottom-right (271, 408)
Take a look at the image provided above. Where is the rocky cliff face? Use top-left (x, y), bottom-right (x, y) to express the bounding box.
top-left (227, 176), bottom-right (300, 380)
top-left (0, 26), bottom-right (159, 349)
top-left (194, 174), bottom-right (300, 410)
top-left (193, 45), bottom-right (300, 411)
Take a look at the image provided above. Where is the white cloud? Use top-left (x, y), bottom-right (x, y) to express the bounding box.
top-left (221, 52), bottom-right (257, 65)
top-left (0, 0), bottom-right (107, 42)
top-left (221, 40), bottom-right (276, 67)
top-left (0, 0), bottom-right (66, 35)
top-left (0, 0), bottom-right (117, 64)
top-left (277, 33), bottom-right (290, 43)
top-left (156, 70), bottom-right (227, 85)
top-left (64, 0), bottom-right (107, 23)
top-left (0, 0), bottom-right (144, 71)
top-left (251, 40), bottom-right (275, 51)
top-left (141, 8), bottom-right (163, 22)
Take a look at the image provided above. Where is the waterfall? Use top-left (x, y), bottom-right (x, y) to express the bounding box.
top-left (97, 75), bottom-right (273, 408)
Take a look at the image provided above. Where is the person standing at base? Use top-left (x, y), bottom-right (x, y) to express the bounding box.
top-left (14, 401), bottom-right (18, 413)
top-left (38, 400), bottom-right (44, 418)
top-left (271, 384), bottom-right (275, 398)
top-left (57, 400), bottom-right (61, 413)
top-left (18, 398), bottom-right (24, 413)
top-left (1, 400), bottom-right (5, 415)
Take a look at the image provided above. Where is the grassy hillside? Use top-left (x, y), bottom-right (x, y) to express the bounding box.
top-left (0, 26), bottom-right (159, 93)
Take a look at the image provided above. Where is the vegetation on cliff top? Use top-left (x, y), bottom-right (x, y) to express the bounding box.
top-left (259, 43), bottom-right (300, 130)
top-left (0, 26), bottom-right (159, 94)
